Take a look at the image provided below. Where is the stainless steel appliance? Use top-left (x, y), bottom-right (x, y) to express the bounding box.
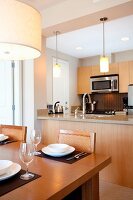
top-left (128, 84), bottom-right (133, 114)
top-left (90, 74), bottom-right (119, 93)
top-left (54, 101), bottom-right (63, 114)
top-left (47, 104), bottom-right (53, 114)
top-left (86, 109), bottom-right (115, 115)
top-left (123, 96), bottom-right (128, 113)
top-left (82, 93), bottom-right (97, 114)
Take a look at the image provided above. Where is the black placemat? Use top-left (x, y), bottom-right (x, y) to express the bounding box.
top-left (0, 139), bottom-right (17, 145)
top-left (0, 170), bottom-right (41, 197)
top-left (37, 150), bottom-right (90, 164)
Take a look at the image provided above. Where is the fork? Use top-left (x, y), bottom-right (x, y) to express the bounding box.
top-left (66, 152), bottom-right (87, 161)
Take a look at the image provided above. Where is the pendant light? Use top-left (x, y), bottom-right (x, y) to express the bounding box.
top-left (0, 0), bottom-right (41, 60)
top-left (100, 17), bottom-right (109, 73)
top-left (53, 31), bottom-right (61, 78)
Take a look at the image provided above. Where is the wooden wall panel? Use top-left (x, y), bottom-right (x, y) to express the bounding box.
top-left (90, 93), bottom-right (127, 111)
top-left (41, 119), bottom-right (133, 188)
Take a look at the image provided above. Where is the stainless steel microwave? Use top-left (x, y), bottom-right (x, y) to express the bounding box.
top-left (90, 74), bottom-right (119, 93)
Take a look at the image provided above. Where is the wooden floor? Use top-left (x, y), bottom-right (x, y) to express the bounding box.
top-left (100, 180), bottom-right (133, 200)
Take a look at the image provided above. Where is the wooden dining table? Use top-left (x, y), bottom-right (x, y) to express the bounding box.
top-left (0, 142), bottom-right (111, 200)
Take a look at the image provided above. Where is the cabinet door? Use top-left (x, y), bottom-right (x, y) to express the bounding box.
top-left (77, 67), bottom-right (92, 94)
top-left (129, 61), bottom-right (133, 84)
top-left (118, 61), bottom-right (129, 93)
top-left (91, 65), bottom-right (104, 76)
top-left (106, 63), bottom-right (119, 75)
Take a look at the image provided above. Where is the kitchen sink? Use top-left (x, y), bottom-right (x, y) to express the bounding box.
top-left (70, 113), bottom-right (114, 119)
top-left (85, 114), bottom-right (113, 118)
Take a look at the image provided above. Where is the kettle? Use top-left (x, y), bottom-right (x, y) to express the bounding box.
top-left (54, 101), bottom-right (63, 114)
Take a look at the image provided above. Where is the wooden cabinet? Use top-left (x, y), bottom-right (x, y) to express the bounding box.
top-left (91, 65), bottom-right (104, 76)
top-left (129, 61), bottom-right (133, 84)
top-left (90, 63), bottom-right (118, 76)
top-left (91, 63), bottom-right (118, 76)
top-left (106, 63), bottom-right (119, 75)
top-left (77, 66), bottom-right (92, 94)
top-left (77, 61), bottom-right (133, 94)
top-left (118, 61), bottom-right (129, 93)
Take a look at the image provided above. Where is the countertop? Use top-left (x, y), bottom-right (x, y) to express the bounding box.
top-left (37, 110), bottom-right (133, 125)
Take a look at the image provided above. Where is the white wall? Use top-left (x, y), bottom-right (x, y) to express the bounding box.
top-left (14, 61), bottom-right (22, 125)
top-left (112, 50), bottom-right (133, 62)
top-left (22, 37), bottom-right (47, 138)
top-left (79, 50), bottom-right (133, 66)
top-left (46, 48), bottom-right (80, 108)
top-left (22, 60), bottom-right (34, 140)
top-left (34, 37), bottom-right (47, 129)
top-left (79, 55), bottom-right (100, 66)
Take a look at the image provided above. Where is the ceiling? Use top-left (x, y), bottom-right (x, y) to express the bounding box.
top-left (46, 15), bottom-right (133, 58)
top-left (19, 0), bottom-right (133, 58)
top-left (19, 0), bottom-right (66, 10)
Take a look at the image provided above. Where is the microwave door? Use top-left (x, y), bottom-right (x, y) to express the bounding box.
top-left (112, 79), bottom-right (119, 91)
top-left (92, 80), bottom-right (111, 92)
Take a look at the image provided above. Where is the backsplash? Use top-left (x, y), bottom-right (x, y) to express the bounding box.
top-left (90, 93), bottom-right (128, 111)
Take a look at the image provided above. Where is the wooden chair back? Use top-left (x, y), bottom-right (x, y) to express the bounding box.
top-left (58, 129), bottom-right (96, 153)
top-left (0, 125), bottom-right (27, 141)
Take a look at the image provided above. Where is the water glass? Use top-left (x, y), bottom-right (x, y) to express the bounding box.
top-left (19, 142), bottom-right (35, 180)
top-left (30, 130), bottom-right (41, 155)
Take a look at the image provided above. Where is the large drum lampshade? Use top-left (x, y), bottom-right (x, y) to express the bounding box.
top-left (0, 0), bottom-right (41, 60)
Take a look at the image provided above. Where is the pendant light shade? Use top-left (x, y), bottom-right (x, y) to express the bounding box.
top-left (0, 0), bottom-right (41, 60)
top-left (53, 31), bottom-right (61, 78)
top-left (100, 17), bottom-right (109, 73)
top-left (100, 56), bottom-right (109, 72)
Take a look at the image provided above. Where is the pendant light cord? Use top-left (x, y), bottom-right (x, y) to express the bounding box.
top-left (100, 17), bottom-right (108, 57)
top-left (56, 31), bottom-right (58, 64)
top-left (55, 31), bottom-right (60, 65)
top-left (103, 20), bottom-right (105, 57)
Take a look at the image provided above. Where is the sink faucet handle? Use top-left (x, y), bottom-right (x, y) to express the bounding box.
top-left (75, 107), bottom-right (79, 115)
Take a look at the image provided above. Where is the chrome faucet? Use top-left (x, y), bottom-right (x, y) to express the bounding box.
top-left (88, 94), bottom-right (92, 104)
top-left (74, 107), bottom-right (79, 116)
top-left (82, 93), bottom-right (92, 115)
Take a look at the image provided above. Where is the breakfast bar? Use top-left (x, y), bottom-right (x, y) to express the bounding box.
top-left (37, 111), bottom-right (133, 189)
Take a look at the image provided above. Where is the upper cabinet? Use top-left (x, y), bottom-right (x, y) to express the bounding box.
top-left (77, 66), bottom-right (92, 94)
top-left (91, 65), bottom-right (104, 76)
top-left (77, 60), bottom-right (133, 94)
top-left (91, 63), bottom-right (118, 76)
top-left (106, 63), bottom-right (119, 75)
top-left (118, 61), bottom-right (133, 93)
top-left (118, 61), bottom-right (129, 93)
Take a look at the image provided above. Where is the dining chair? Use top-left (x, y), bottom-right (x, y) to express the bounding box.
top-left (0, 125), bottom-right (27, 141)
top-left (58, 129), bottom-right (96, 153)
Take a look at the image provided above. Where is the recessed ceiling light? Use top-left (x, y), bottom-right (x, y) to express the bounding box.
top-left (76, 46), bottom-right (83, 50)
top-left (121, 37), bottom-right (129, 41)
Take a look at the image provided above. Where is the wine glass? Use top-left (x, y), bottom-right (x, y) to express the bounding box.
top-left (19, 142), bottom-right (35, 180)
top-left (30, 130), bottom-right (41, 155)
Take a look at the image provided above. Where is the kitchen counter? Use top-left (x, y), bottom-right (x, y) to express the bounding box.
top-left (37, 111), bottom-right (133, 125)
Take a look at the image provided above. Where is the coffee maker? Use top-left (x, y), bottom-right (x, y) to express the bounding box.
top-left (123, 96), bottom-right (128, 111)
